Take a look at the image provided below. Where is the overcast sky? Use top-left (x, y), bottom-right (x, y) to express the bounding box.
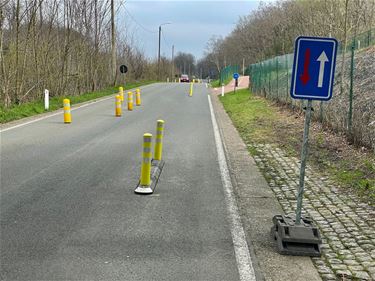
top-left (119, 1), bottom-right (266, 61)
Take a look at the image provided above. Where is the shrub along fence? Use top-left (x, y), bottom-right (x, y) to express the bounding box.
top-left (249, 29), bottom-right (375, 152)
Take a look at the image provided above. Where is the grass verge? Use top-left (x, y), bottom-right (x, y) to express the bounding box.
top-left (219, 88), bottom-right (375, 205)
top-left (211, 77), bottom-right (232, 88)
top-left (0, 81), bottom-right (156, 123)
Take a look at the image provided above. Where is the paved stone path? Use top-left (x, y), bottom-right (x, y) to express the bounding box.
top-left (251, 143), bottom-right (375, 281)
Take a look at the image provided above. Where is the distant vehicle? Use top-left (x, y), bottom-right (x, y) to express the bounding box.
top-left (180, 74), bottom-right (189, 82)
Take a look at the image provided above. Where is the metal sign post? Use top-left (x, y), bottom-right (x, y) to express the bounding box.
top-left (119, 64), bottom-right (128, 87)
top-left (233, 73), bottom-right (239, 93)
top-left (295, 99), bottom-right (312, 224)
top-left (271, 36), bottom-right (338, 257)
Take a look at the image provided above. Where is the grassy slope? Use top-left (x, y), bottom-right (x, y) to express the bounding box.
top-left (0, 81), bottom-right (156, 123)
top-left (219, 89), bottom-right (375, 205)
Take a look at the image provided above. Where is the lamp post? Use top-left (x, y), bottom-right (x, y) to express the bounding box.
top-left (158, 22), bottom-right (171, 81)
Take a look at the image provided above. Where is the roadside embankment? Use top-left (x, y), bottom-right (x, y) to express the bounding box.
top-left (218, 88), bottom-right (375, 280)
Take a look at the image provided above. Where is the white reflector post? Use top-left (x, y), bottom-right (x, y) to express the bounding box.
top-left (44, 89), bottom-right (49, 110)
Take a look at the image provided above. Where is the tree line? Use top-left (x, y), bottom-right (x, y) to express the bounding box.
top-left (0, 0), bottom-right (202, 108)
top-left (201, 0), bottom-right (375, 74)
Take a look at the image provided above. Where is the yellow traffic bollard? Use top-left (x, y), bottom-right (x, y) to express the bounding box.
top-left (136, 88), bottom-right (141, 106)
top-left (115, 95), bottom-right (122, 117)
top-left (134, 133), bottom-right (153, 194)
top-left (189, 82), bottom-right (193, 97)
top-left (119, 86), bottom-right (124, 102)
top-left (63, 98), bottom-right (71, 123)
top-left (127, 91), bottom-right (133, 111)
top-left (154, 120), bottom-right (165, 161)
top-left (140, 133), bottom-right (152, 186)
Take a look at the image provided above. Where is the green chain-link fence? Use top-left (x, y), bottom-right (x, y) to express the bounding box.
top-left (249, 28), bottom-right (375, 151)
top-left (220, 65), bottom-right (240, 85)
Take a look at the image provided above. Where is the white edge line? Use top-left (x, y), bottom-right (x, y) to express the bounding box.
top-left (207, 94), bottom-right (256, 281)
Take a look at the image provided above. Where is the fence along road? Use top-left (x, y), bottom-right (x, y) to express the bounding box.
top-left (249, 28), bottom-right (375, 150)
top-left (0, 82), bottom-right (254, 280)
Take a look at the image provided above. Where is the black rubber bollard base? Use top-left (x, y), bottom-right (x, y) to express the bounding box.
top-left (271, 214), bottom-right (322, 257)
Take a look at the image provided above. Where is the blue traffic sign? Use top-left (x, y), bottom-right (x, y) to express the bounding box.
top-left (290, 36), bottom-right (338, 101)
top-left (233, 73), bottom-right (239, 79)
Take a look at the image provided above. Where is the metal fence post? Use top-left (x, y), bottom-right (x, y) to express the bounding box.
top-left (261, 63), bottom-right (264, 95)
top-left (348, 40), bottom-right (355, 139)
top-left (268, 61), bottom-right (271, 98)
top-left (368, 30), bottom-right (371, 47)
top-left (276, 57), bottom-right (279, 102)
top-left (319, 101), bottom-right (324, 123)
top-left (286, 55), bottom-right (289, 104)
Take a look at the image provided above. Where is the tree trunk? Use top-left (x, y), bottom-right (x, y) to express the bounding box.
top-left (111, 0), bottom-right (116, 86)
top-left (0, 6), bottom-right (10, 107)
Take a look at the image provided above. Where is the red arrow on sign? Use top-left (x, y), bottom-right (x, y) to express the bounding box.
top-left (299, 48), bottom-right (311, 85)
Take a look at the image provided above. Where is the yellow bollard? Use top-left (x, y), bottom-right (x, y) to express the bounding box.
top-left (127, 91), bottom-right (133, 111)
top-left (115, 95), bottom-right (122, 116)
top-left (119, 86), bottom-right (124, 102)
top-left (154, 120), bottom-right (165, 161)
top-left (189, 82), bottom-right (193, 97)
top-left (135, 88), bottom-right (141, 106)
top-left (63, 98), bottom-right (71, 123)
top-left (140, 133), bottom-right (152, 186)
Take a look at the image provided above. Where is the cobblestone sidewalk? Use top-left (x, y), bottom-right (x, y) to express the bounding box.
top-left (252, 144), bottom-right (375, 281)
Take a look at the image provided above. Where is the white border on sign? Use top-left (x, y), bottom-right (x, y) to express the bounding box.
top-left (292, 37), bottom-right (337, 100)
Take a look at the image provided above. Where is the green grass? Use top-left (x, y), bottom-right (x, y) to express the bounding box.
top-left (211, 76), bottom-right (233, 88)
top-left (0, 81), bottom-right (155, 123)
top-left (220, 88), bottom-right (375, 204)
top-left (219, 88), bottom-right (277, 144)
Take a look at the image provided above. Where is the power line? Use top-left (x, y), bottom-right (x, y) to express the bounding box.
top-left (123, 8), bottom-right (158, 34)
top-left (161, 31), bottom-right (172, 49)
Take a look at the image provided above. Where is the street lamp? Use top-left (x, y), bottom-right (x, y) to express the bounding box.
top-left (158, 22), bottom-right (171, 81)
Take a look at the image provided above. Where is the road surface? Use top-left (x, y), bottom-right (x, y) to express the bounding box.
top-left (0, 83), bottom-right (253, 280)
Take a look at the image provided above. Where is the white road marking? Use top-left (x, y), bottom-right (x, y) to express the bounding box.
top-left (0, 95), bottom-right (114, 133)
top-left (207, 95), bottom-right (256, 281)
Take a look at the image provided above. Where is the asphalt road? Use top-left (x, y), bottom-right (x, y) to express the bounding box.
top-left (0, 83), bottom-right (243, 280)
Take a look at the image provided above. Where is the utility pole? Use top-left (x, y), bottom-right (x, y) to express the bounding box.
top-left (242, 58), bottom-right (245, 76)
top-left (111, 0), bottom-right (116, 85)
top-left (171, 45), bottom-right (174, 81)
top-left (157, 25), bottom-right (161, 81)
top-left (157, 23), bottom-right (171, 81)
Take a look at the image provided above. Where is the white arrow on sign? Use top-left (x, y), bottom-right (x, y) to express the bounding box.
top-left (317, 51), bottom-right (329, 88)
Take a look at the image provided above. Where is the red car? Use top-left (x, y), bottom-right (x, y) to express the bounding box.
top-left (180, 74), bottom-right (190, 82)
